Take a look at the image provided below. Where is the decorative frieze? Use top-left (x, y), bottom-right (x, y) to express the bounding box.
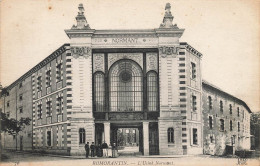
top-left (71, 46), bottom-right (91, 59)
top-left (159, 46), bottom-right (179, 58)
top-left (93, 54), bottom-right (105, 72)
top-left (146, 53), bottom-right (158, 72)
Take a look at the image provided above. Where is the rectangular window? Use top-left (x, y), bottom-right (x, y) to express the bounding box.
top-left (192, 95), bottom-right (197, 112)
top-left (193, 128), bottom-right (198, 145)
top-left (208, 96), bottom-right (212, 110)
top-left (56, 63), bottom-right (62, 82)
top-left (220, 119), bottom-right (224, 131)
top-left (37, 104), bottom-right (42, 119)
top-left (46, 101), bottom-right (52, 117)
top-left (237, 107), bottom-right (240, 117)
top-left (57, 96), bottom-right (63, 115)
top-left (19, 94), bottom-right (23, 101)
top-left (229, 104), bottom-right (232, 114)
top-left (19, 82), bottom-right (23, 88)
top-left (220, 100), bottom-right (223, 113)
top-left (191, 62), bottom-right (196, 79)
top-left (210, 136), bottom-right (213, 143)
top-left (37, 76), bottom-right (42, 92)
top-left (209, 116), bottom-right (213, 129)
top-left (167, 128), bottom-right (174, 143)
top-left (7, 101), bottom-right (10, 107)
top-left (46, 69), bottom-right (51, 87)
top-left (230, 120), bottom-right (233, 131)
top-left (19, 107), bottom-right (23, 113)
top-left (47, 131), bottom-right (51, 146)
top-left (238, 122), bottom-right (240, 132)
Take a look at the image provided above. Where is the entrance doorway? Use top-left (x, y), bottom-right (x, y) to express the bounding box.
top-left (111, 123), bottom-right (143, 156)
top-left (94, 122), bottom-right (159, 156)
top-left (116, 128), bottom-right (140, 156)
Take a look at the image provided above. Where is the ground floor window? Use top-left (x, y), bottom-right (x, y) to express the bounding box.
top-left (167, 128), bottom-right (174, 143)
top-left (79, 128), bottom-right (85, 144)
top-left (47, 131), bottom-right (52, 146)
top-left (193, 128), bottom-right (198, 145)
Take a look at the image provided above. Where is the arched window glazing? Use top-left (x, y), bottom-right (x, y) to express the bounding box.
top-left (109, 60), bottom-right (143, 112)
top-left (147, 71), bottom-right (158, 111)
top-left (94, 72), bottom-right (105, 112)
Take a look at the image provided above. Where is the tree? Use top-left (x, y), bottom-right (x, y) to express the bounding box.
top-left (0, 112), bottom-right (31, 135)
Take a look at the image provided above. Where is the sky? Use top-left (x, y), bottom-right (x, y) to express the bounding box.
top-left (0, 0), bottom-right (259, 112)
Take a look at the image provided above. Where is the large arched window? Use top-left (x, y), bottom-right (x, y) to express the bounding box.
top-left (147, 71), bottom-right (158, 111)
top-left (94, 72), bottom-right (105, 112)
top-left (109, 60), bottom-right (143, 112)
top-left (79, 128), bottom-right (85, 144)
top-left (167, 128), bottom-right (174, 143)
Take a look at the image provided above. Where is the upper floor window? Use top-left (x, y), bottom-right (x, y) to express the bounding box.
top-left (210, 136), bottom-right (214, 143)
top-left (192, 95), bottom-right (197, 112)
top-left (191, 62), bottom-right (196, 79)
top-left (167, 128), bottom-right (174, 143)
top-left (238, 122), bottom-right (240, 132)
top-left (37, 104), bottom-right (42, 119)
top-left (229, 104), bottom-right (232, 114)
top-left (208, 96), bottom-right (212, 110)
top-left (220, 119), bottom-right (224, 132)
top-left (56, 63), bottom-right (63, 82)
top-left (37, 76), bottom-right (42, 91)
top-left (56, 95), bottom-right (63, 115)
top-left (19, 106), bottom-right (23, 113)
top-left (19, 82), bottom-right (23, 88)
top-left (230, 120), bottom-right (233, 131)
top-left (7, 101), bottom-right (10, 107)
top-left (220, 100), bottom-right (223, 113)
top-left (193, 128), bottom-right (198, 145)
top-left (237, 107), bottom-right (240, 117)
top-left (79, 128), bottom-right (85, 144)
top-left (209, 116), bottom-right (213, 129)
top-left (46, 100), bottom-right (52, 117)
top-left (19, 94), bottom-right (23, 101)
top-left (46, 69), bottom-right (51, 87)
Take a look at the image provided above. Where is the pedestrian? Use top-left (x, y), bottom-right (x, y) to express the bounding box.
top-left (90, 142), bottom-right (95, 157)
top-left (112, 142), bottom-right (116, 158)
top-left (85, 142), bottom-right (90, 158)
top-left (97, 144), bottom-right (102, 157)
top-left (101, 141), bottom-right (108, 157)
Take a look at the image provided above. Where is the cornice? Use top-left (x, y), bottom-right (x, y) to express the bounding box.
top-left (180, 42), bottom-right (203, 57)
top-left (65, 28), bottom-right (186, 38)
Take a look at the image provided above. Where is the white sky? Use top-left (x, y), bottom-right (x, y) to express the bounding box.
top-left (0, 0), bottom-right (259, 112)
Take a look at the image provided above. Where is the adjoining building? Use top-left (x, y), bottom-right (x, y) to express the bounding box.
top-left (0, 3), bottom-right (251, 156)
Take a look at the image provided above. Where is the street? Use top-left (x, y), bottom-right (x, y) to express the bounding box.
top-left (0, 151), bottom-right (259, 166)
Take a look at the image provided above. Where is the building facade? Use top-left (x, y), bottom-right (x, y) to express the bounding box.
top-left (0, 3), bottom-right (251, 156)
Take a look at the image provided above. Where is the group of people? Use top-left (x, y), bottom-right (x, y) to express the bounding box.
top-left (84, 141), bottom-right (117, 158)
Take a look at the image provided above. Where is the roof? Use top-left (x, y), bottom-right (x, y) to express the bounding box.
top-left (202, 80), bottom-right (252, 113)
top-left (3, 44), bottom-right (70, 91)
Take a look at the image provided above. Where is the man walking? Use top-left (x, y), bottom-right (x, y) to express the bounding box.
top-left (85, 142), bottom-right (90, 158)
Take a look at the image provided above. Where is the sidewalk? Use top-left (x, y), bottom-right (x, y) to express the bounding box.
top-left (4, 150), bottom-right (208, 159)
